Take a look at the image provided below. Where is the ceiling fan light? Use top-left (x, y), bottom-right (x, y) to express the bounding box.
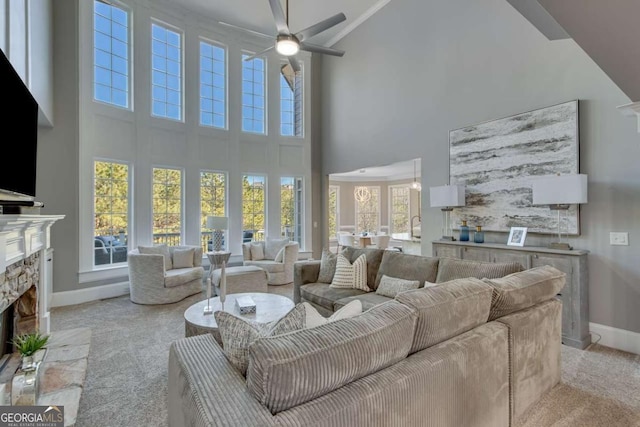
top-left (276, 35), bottom-right (300, 56)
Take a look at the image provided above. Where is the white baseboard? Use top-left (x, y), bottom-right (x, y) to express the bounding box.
top-left (51, 282), bottom-right (130, 308)
top-left (589, 322), bottom-right (640, 355)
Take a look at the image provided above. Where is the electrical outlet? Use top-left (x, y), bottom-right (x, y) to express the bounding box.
top-left (610, 232), bottom-right (629, 246)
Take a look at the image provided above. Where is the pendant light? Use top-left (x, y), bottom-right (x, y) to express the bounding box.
top-left (411, 159), bottom-right (422, 191)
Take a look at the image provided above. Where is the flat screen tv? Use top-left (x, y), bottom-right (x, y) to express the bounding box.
top-left (0, 48), bottom-right (38, 200)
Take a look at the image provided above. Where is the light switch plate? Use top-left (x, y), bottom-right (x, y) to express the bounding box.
top-left (610, 232), bottom-right (629, 246)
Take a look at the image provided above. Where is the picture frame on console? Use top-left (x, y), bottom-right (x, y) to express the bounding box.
top-left (507, 227), bottom-right (527, 246)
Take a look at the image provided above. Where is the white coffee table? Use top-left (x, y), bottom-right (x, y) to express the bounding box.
top-left (184, 292), bottom-right (295, 345)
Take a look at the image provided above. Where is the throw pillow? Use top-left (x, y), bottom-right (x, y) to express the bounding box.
top-left (317, 248), bottom-right (337, 284)
top-left (265, 238), bottom-right (289, 260)
top-left (302, 300), bottom-right (362, 328)
top-left (424, 281), bottom-right (438, 288)
top-left (375, 274), bottom-right (420, 298)
top-left (330, 253), bottom-right (369, 292)
top-left (138, 244), bottom-right (173, 270)
top-left (274, 246), bottom-right (286, 263)
top-left (172, 248), bottom-right (195, 269)
top-left (250, 242), bottom-right (265, 260)
top-left (215, 304), bottom-right (306, 376)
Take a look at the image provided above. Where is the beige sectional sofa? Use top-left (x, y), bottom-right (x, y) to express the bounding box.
top-left (168, 247), bottom-right (564, 426)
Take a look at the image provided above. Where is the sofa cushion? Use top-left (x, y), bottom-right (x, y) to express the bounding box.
top-left (395, 277), bottom-right (493, 354)
top-left (300, 283), bottom-right (367, 311)
top-left (250, 242), bottom-right (265, 260)
top-left (172, 248), bottom-right (195, 269)
top-left (138, 244), bottom-right (173, 270)
top-left (245, 260), bottom-right (285, 274)
top-left (330, 254), bottom-right (369, 292)
top-left (435, 258), bottom-right (523, 283)
top-left (246, 300), bottom-right (417, 414)
top-left (375, 274), bottom-right (421, 299)
top-left (215, 304), bottom-right (306, 376)
top-left (375, 251), bottom-right (439, 289)
top-left (317, 248), bottom-right (337, 284)
top-left (265, 238), bottom-right (289, 260)
top-left (303, 300), bottom-right (362, 328)
top-left (341, 246), bottom-right (385, 290)
top-left (483, 265), bottom-right (566, 321)
top-left (164, 266), bottom-right (205, 288)
top-left (334, 292), bottom-right (392, 312)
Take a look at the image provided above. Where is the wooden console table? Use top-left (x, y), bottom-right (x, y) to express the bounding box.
top-left (432, 240), bottom-right (590, 349)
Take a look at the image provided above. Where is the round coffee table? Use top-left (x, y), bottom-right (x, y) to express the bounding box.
top-left (184, 292), bottom-right (295, 345)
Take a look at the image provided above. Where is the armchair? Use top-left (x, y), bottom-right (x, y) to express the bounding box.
top-left (242, 239), bottom-right (299, 285)
top-left (128, 244), bottom-right (205, 304)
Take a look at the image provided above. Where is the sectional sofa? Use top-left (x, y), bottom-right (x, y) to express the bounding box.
top-left (168, 247), bottom-right (565, 426)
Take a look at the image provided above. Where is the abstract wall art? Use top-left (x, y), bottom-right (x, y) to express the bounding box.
top-left (449, 100), bottom-right (579, 234)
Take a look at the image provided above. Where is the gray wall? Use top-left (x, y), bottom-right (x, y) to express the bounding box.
top-left (320, 0), bottom-right (640, 334)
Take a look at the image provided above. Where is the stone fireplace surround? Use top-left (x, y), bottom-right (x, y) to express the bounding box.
top-left (0, 215), bottom-right (64, 339)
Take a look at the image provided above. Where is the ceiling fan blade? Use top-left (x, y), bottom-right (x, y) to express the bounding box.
top-left (288, 56), bottom-right (301, 73)
top-left (300, 42), bottom-right (345, 57)
top-left (243, 45), bottom-right (276, 61)
top-left (268, 0), bottom-right (291, 35)
top-left (217, 21), bottom-right (274, 40)
top-left (295, 13), bottom-right (346, 41)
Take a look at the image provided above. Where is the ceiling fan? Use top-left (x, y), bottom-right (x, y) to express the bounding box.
top-left (232, 0), bottom-right (347, 72)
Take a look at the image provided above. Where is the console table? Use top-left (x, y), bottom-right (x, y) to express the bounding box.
top-left (432, 240), bottom-right (590, 349)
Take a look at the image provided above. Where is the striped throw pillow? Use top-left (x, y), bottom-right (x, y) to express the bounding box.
top-left (330, 253), bottom-right (369, 292)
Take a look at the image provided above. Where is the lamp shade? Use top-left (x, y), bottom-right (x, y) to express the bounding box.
top-left (429, 185), bottom-right (466, 208)
top-left (206, 216), bottom-right (228, 230)
top-left (532, 174), bottom-right (588, 205)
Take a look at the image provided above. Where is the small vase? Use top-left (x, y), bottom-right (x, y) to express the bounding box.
top-left (459, 220), bottom-right (470, 242)
top-left (21, 355), bottom-right (37, 372)
top-left (474, 226), bottom-right (484, 244)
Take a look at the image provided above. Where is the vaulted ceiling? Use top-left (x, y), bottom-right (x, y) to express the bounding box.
top-left (164, 0), bottom-right (389, 46)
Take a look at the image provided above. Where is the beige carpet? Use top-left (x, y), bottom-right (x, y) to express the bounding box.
top-left (51, 285), bottom-right (640, 427)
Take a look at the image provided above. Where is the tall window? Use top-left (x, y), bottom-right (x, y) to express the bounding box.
top-left (93, 1), bottom-right (130, 108)
top-left (281, 177), bottom-right (303, 246)
top-left (328, 185), bottom-right (339, 240)
top-left (200, 171), bottom-right (227, 251)
top-left (151, 22), bottom-right (182, 120)
top-left (94, 160), bottom-right (129, 266)
top-left (354, 186), bottom-right (380, 234)
top-left (280, 64), bottom-right (303, 136)
top-left (152, 167), bottom-right (182, 245)
top-left (389, 185), bottom-right (411, 234)
top-left (200, 41), bottom-right (226, 128)
top-left (241, 55), bottom-right (265, 134)
top-left (242, 175), bottom-right (266, 241)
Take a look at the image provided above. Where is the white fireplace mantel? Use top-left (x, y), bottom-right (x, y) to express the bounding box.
top-left (0, 214), bottom-right (65, 334)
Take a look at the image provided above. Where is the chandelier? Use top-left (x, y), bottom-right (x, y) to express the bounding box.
top-left (354, 186), bottom-right (371, 203)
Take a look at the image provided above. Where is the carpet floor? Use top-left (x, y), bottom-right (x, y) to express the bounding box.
top-left (51, 285), bottom-right (640, 427)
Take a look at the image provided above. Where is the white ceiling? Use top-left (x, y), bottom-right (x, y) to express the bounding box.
top-left (330, 158), bottom-right (421, 182)
top-left (164, 0), bottom-right (388, 46)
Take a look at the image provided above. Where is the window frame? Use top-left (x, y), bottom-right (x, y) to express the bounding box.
top-left (199, 170), bottom-right (228, 252)
top-left (388, 184), bottom-right (412, 235)
top-left (241, 52), bottom-right (267, 135)
top-left (152, 166), bottom-right (184, 246)
top-left (150, 19), bottom-right (184, 122)
top-left (280, 176), bottom-right (304, 247)
top-left (93, 158), bottom-right (132, 268)
top-left (328, 185), bottom-right (340, 241)
top-left (279, 62), bottom-right (304, 137)
top-left (92, 0), bottom-right (133, 110)
top-left (199, 38), bottom-right (228, 130)
top-left (354, 185), bottom-right (381, 235)
top-left (242, 174), bottom-right (267, 242)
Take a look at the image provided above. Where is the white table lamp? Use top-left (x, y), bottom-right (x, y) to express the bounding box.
top-left (429, 185), bottom-right (466, 241)
top-left (206, 216), bottom-right (228, 252)
top-left (532, 174), bottom-right (587, 250)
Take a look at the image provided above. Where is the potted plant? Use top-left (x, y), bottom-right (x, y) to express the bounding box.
top-left (11, 332), bottom-right (49, 371)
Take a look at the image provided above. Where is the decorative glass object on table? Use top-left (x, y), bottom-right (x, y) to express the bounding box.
top-left (206, 216), bottom-right (229, 252)
top-left (429, 184), bottom-right (466, 241)
top-left (473, 226), bottom-right (484, 244)
top-left (459, 220), bottom-right (470, 241)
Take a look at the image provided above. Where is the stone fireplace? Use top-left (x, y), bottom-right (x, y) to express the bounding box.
top-left (0, 253), bottom-right (41, 342)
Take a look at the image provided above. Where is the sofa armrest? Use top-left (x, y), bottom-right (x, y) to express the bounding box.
top-left (168, 335), bottom-right (275, 427)
top-left (293, 260), bottom-right (321, 303)
top-left (128, 253), bottom-right (166, 287)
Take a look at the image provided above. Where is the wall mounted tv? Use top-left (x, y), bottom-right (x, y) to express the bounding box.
top-left (0, 48), bottom-right (38, 200)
